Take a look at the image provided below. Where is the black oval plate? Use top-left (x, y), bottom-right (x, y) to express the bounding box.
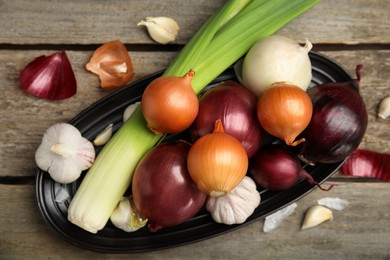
top-left (36, 51), bottom-right (352, 253)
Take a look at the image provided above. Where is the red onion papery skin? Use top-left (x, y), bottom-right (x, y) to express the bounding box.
top-left (249, 144), bottom-right (332, 191)
top-left (190, 81), bottom-right (264, 158)
top-left (132, 140), bottom-right (207, 232)
top-left (297, 65), bottom-right (368, 164)
top-left (19, 51), bottom-right (77, 100)
top-left (341, 149), bottom-right (390, 181)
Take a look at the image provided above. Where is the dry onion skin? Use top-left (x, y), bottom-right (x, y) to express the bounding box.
top-left (19, 51), bottom-right (77, 100)
top-left (341, 149), bottom-right (390, 181)
top-left (187, 119), bottom-right (248, 197)
top-left (86, 39), bottom-right (135, 89)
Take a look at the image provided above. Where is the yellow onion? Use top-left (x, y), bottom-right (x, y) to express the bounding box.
top-left (257, 82), bottom-right (313, 146)
top-left (141, 69), bottom-right (199, 135)
top-left (187, 119), bottom-right (248, 197)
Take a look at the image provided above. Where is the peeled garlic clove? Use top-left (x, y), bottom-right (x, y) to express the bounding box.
top-left (93, 123), bottom-right (113, 146)
top-left (301, 205), bottom-right (333, 230)
top-left (137, 17), bottom-right (179, 44)
top-left (378, 96), bottom-right (390, 119)
top-left (317, 197), bottom-right (349, 211)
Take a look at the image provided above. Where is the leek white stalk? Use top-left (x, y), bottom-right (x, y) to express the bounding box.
top-left (67, 0), bottom-right (320, 233)
top-left (68, 109), bottom-right (158, 233)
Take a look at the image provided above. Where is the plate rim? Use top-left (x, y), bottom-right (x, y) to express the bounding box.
top-left (35, 51), bottom-right (352, 253)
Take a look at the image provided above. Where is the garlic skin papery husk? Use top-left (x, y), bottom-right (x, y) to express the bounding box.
top-left (110, 196), bottom-right (147, 232)
top-left (242, 35), bottom-right (313, 96)
top-left (35, 123), bottom-right (95, 184)
top-left (206, 176), bottom-right (261, 225)
top-left (137, 17), bottom-right (179, 44)
top-left (263, 203), bottom-right (297, 232)
top-left (378, 96), bottom-right (390, 119)
top-left (317, 197), bottom-right (349, 211)
top-left (301, 205), bottom-right (333, 230)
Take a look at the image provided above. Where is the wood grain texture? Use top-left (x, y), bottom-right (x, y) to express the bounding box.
top-left (0, 50), bottom-right (176, 177)
top-left (1, 50), bottom-right (389, 178)
top-left (1, 0), bottom-right (389, 258)
top-left (1, 182), bottom-right (389, 258)
top-left (0, 0), bottom-right (389, 45)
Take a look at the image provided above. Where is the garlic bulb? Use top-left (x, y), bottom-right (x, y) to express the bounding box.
top-left (206, 176), bottom-right (261, 225)
top-left (301, 205), bottom-right (333, 230)
top-left (137, 17), bottom-right (179, 44)
top-left (35, 123), bottom-right (95, 184)
top-left (242, 35), bottom-right (313, 96)
top-left (110, 197), bottom-right (147, 232)
top-left (378, 96), bottom-right (390, 119)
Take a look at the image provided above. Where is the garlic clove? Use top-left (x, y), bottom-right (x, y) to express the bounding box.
top-left (378, 96), bottom-right (390, 119)
top-left (137, 17), bottom-right (179, 44)
top-left (110, 196), bottom-right (147, 232)
top-left (123, 102), bottom-right (140, 122)
top-left (301, 205), bottom-right (333, 230)
top-left (93, 123), bottom-right (113, 146)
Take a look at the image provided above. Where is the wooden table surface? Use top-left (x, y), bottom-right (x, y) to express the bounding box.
top-left (1, 0), bottom-right (389, 259)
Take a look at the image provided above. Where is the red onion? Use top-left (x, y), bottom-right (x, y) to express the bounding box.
top-left (341, 149), bottom-right (390, 181)
top-left (132, 140), bottom-right (206, 232)
top-left (249, 145), bottom-right (333, 191)
top-left (19, 51), bottom-right (77, 100)
top-left (190, 81), bottom-right (264, 157)
top-left (297, 65), bottom-right (368, 163)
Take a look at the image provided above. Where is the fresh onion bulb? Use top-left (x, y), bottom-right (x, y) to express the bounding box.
top-left (187, 119), bottom-right (248, 197)
top-left (141, 69), bottom-right (199, 135)
top-left (257, 82), bottom-right (313, 146)
top-left (132, 140), bottom-right (207, 232)
top-left (249, 144), bottom-right (334, 191)
top-left (297, 65), bottom-right (368, 163)
top-left (242, 35), bottom-right (312, 96)
top-left (190, 81), bottom-right (264, 158)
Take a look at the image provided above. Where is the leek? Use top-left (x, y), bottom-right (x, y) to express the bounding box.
top-left (68, 0), bottom-right (320, 233)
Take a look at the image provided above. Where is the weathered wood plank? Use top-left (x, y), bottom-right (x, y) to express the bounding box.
top-left (0, 50), bottom-right (177, 178)
top-left (0, 0), bottom-right (389, 45)
top-left (0, 50), bottom-right (389, 178)
top-left (1, 182), bottom-right (389, 258)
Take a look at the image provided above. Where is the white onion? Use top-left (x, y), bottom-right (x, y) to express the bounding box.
top-left (241, 35), bottom-right (313, 96)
